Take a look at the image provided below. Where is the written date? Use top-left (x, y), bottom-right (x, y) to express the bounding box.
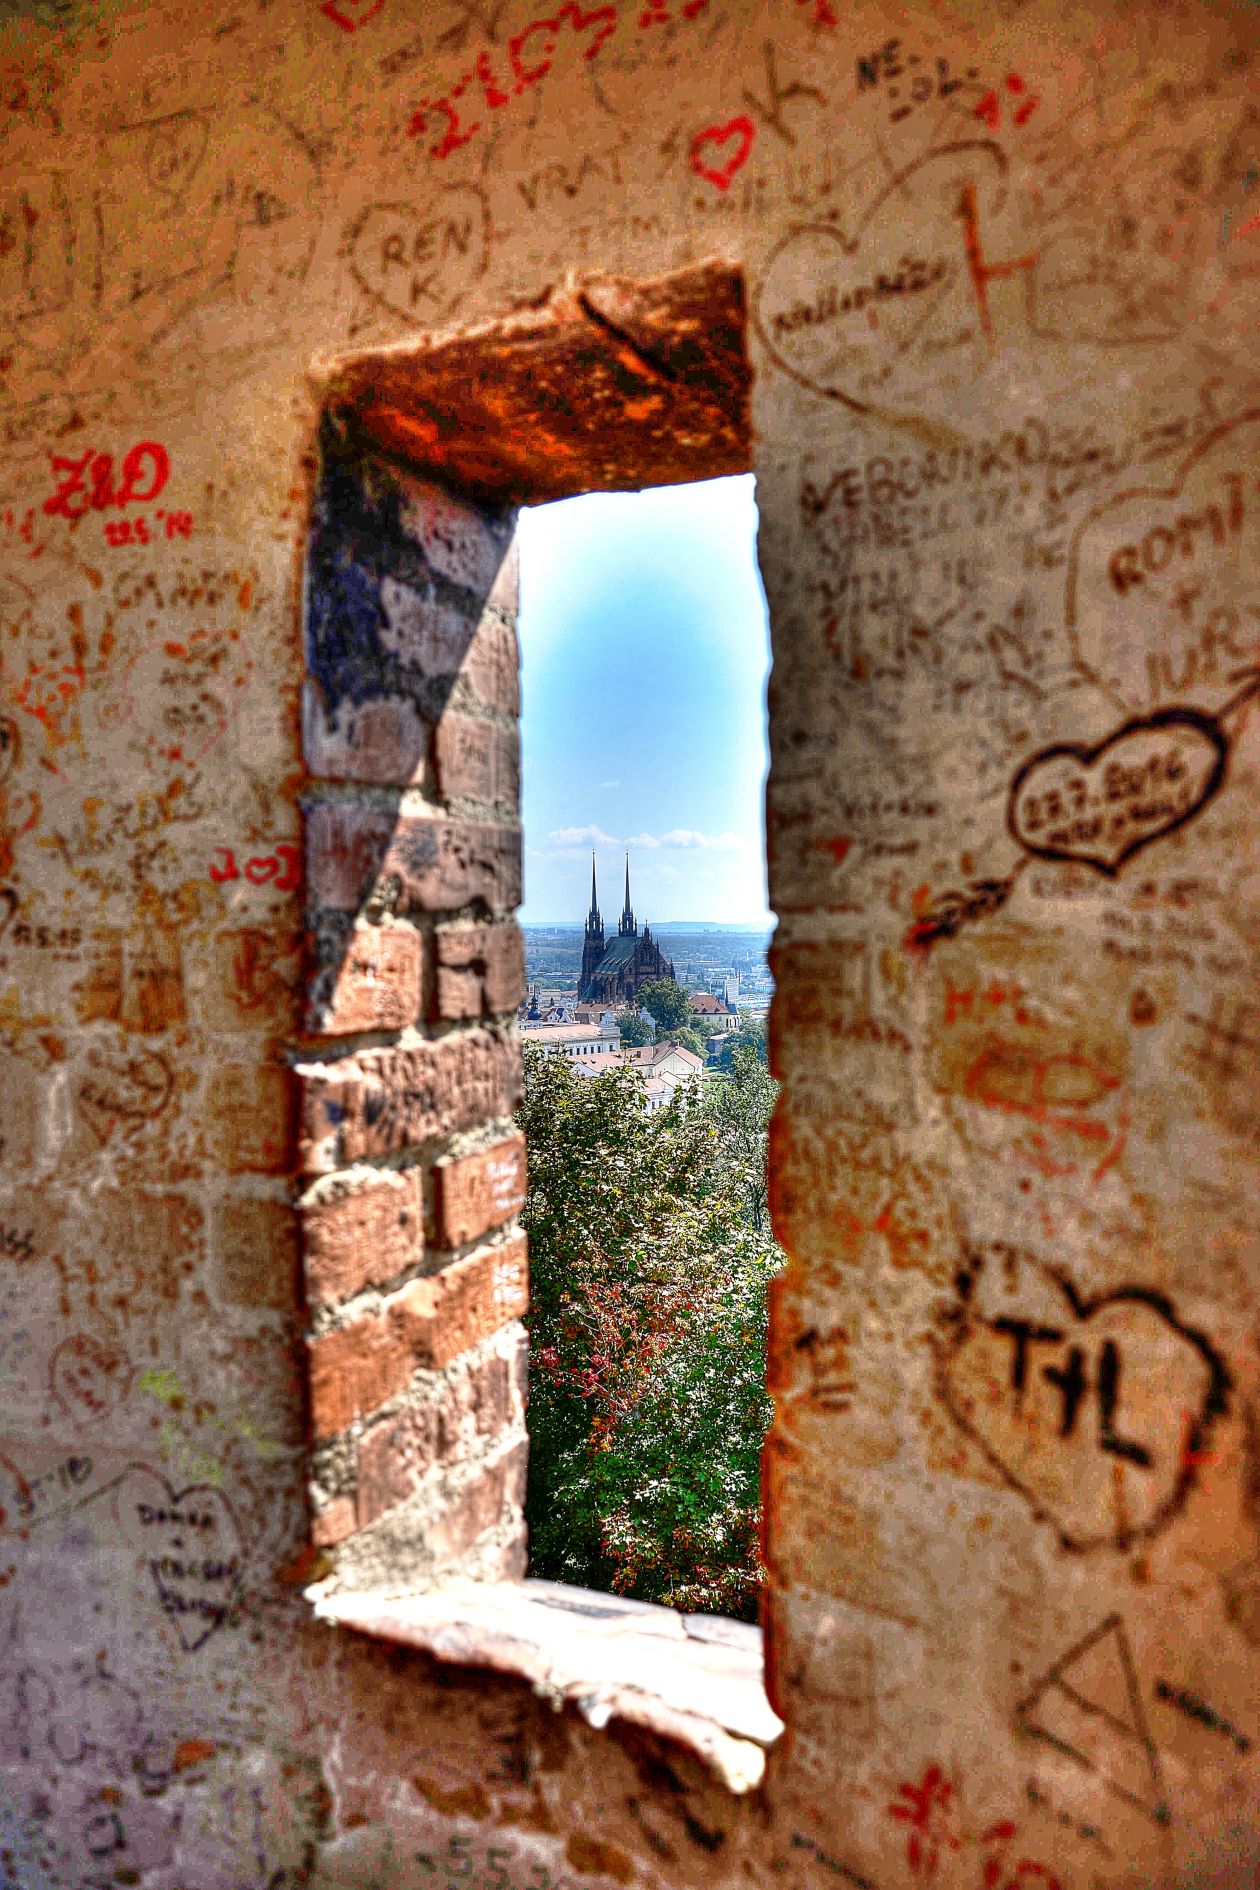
top-left (103, 512), bottom-right (194, 547)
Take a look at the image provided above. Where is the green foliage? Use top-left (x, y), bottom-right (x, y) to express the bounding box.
top-left (667, 1024), bottom-right (709, 1060)
top-left (636, 977), bottom-right (690, 1033)
top-left (615, 1008), bottom-right (653, 1047)
top-left (703, 1044), bottom-right (777, 1235)
top-left (718, 1013), bottom-right (768, 1071)
top-left (518, 1042), bottom-right (781, 1620)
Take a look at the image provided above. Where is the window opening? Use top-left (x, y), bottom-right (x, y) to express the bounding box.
top-left (515, 475), bottom-right (780, 1625)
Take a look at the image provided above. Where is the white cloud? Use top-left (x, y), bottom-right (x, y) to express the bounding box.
top-left (599, 780), bottom-right (620, 790)
top-left (623, 829), bottom-right (748, 852)
top-left (548, 824), bottom-right (618, 846)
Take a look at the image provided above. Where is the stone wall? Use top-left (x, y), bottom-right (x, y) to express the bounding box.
top-left (1, 0), bottom-right (1259, 1886)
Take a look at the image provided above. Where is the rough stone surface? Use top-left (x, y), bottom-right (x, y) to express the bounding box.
top-left (306, 921), bottom-right (423, 1035)
top-left (7, 7), bottom-right (1260, 1888)
top-left (433, 713), bottom-right (520, 809)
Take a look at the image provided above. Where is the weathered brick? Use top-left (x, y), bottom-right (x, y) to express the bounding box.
top-left (355, 1337), bottom-right (524, 1529)
top-left (308, 1313), bottom-right (409, 1439)
top-left (302, 682), bottom-right (430, 787)
top-left (407, 1234), bottom-right (529, 1369)
top-left (425, 1438), bottom-right (528, 1565)
top-left (378, 576), bottom-right (482, 679)
top-left (296, 1030), bottom-right (519, 1172)
top-left (433, 922), bottom-right (525, 1020)
top-left (311, 1495), bottom-right (357, 1548)
top-left (304, 802), bottom-right (521, 916)
top-left (300, 1167), bottom-right (424, 1306)
top-left (462, 612), bottom-right (520, 717)
top-left (433, 713), bottom-right (520, 809)
top-left (306, 923), bottom-right (422, 1035)
top-left (395, 475), bottom-right (516, 595)
top-left (305, 1237), bottom-right (527, 1436)
top-left (433, 1134), bottom-right (526, 1248)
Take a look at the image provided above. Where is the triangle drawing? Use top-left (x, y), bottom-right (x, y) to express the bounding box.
top-left (1016, 1613), bottom-right (1170, 1826)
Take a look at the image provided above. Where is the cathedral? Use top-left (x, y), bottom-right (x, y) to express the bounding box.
top-left (579, 854), bottom-right (677, 1006)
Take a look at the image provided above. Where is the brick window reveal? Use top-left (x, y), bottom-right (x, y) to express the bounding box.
top-left (294, 261), bottom-right (752, 1593)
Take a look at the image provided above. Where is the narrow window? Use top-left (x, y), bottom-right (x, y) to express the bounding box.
top-left (517, 474), bottom-right (779, 1624)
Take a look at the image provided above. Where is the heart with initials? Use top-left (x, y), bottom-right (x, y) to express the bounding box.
top-left (938, 1265), bottom-right (1231, 1551)
top-left (753, 141), bottom-right (1006, 412)
top-left (1007, 707), bottom-right (1228, 876)
top-left (690, 116), bottom-right (756, 192)
top-left (346, 188), bottom-right (489, 326)
top-left (117, 1467), bottom-right (243, 1653)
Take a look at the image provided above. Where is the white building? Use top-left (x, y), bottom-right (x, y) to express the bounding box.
top-left (519, 1020), bottom-right (621, 1059)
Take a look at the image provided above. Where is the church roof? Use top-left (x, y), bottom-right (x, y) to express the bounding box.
top-left (591, 935), bottom-right (640, 975)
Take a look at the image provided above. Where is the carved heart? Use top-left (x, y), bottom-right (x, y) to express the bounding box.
top-left (938, 1266), bottom-right (1230, 1552)
top-left (118, 1467), bottom-right (243, 1653)
top-left (1007, 707), bottom-right (1227, 875)
top-left (753, 141), bottom-right (1003, 412)
top-left (690, 117), bottom-right (755, 192)
top-left (346, 188), bottom-right (489, 326)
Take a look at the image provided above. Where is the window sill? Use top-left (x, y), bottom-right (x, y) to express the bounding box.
top-left (308, 1576), bottom-right (783, 1793)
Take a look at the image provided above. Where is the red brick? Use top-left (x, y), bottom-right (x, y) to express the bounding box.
top-left (307, 1312), bottom-right (414, 1439)
top-left (296, 1030), bottom-right (519, 1173)
top-left (433, 1134), bottom-right (526, 1248)
top-left (355, 1337), bottom-right (524, 1529)
top-left (311, 1495), bottom-right (357, 1548)
top-left (433, 922), bottom-right (525, 1020)
top-left (304, 803), bottom-right (521, 915)
top-left (306, 923), bottom-right (422, 1035)
top-left (300, 1167), bottom-right (424, 1306)
top-left (306, 1236), bottom-right (528, 1437)
top-left (433, 713), bottom-right (520, 809)
top-left (405, 1234), bottom-right (529, 1369)
top-left (302, 682), bottom-right (429, 787)
top-left (395, 475), bottom-right (516, 594)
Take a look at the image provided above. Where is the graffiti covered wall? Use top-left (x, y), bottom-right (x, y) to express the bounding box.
top-left (2, 0), bottom-right (1260, 1884)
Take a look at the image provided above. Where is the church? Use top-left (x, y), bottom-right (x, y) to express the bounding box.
top-left (579, 854), bottom-right (677, 1007)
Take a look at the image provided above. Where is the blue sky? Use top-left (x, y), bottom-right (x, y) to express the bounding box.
top-left (517, 474), bottom-right (771, 927)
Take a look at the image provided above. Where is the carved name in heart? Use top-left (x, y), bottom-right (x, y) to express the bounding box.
top-left (345, 187), bottom-right (489, 325)
top-left (753, 142), bottom-right (1005, 413)
top-left (1007, 707), bottom-right (1227, 875)
top-left (938, 1262), bottom-right (1230, 1551)
top-left (118, 1467), bottom-right (243, 1652)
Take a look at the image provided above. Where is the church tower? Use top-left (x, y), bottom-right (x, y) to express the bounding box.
top-left (580, 852), bottom-right (605, 996)
top-left (618, 853), bottom-right (637, 938)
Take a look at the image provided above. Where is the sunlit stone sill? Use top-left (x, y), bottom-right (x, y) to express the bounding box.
top-left (308, 1575), bottom-right (783, 1793)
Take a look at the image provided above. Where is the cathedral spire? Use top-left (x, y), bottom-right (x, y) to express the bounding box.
top-left (619, 853), bottom-right (636, 937)
top-left (587, 851), bottom-right (600, 928)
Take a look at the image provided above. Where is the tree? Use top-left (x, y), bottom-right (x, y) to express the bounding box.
top-left (668, 1025), bottom-right (709, 1060)
top-left (637, 978), bottom-right (691, 1034)
top-left (517, 1043), bottom-right (782, 1619)
top-left (615, 1008), bottom-right (653, 1047)
top-left (718, 1013), bottom-right (767, 1071)
top-left (703, 1043), bottom-right (777, 1235)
